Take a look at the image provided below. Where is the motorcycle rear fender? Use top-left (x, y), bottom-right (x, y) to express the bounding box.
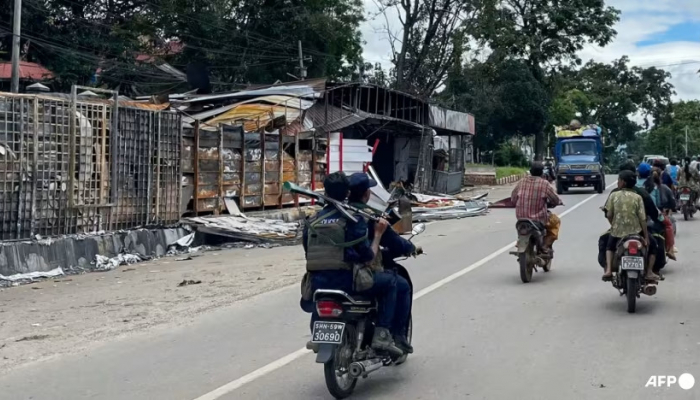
top-left (516, 235), bottom-right (531, 252)
top-left (316, 344), bottom-right (336, 363)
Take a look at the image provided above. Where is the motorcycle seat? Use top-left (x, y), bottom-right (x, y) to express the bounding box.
top-left (516, 219), bottom-right (545, 231)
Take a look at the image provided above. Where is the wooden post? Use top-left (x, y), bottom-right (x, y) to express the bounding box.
top-left (193, 120), bottom-right (200, 214)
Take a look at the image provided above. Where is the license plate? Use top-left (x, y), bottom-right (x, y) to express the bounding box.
top-left (311, 321), bottom-right (345, 344)
top-left (621, 256), bottom-right (644, 271)
top-left (575, 176), bottom-right (584, 181)
top-left (680, 194), bottom-right (690, 201)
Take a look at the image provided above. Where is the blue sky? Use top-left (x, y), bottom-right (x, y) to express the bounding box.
top-left (361, 0), bottom-right (700, 100)
top-left (636, 21), bottom-right (700, 47)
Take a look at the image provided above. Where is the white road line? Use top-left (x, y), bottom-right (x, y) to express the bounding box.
top-left (192, 180), bottom-right (617, 400)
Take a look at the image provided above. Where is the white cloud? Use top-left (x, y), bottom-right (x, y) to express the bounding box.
top-left (360, 0), bottom-right (700, 100)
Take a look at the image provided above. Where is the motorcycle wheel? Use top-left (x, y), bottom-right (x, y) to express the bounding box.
top-left (324, 325), bottom-right (357, 399)
top-left (684, 206), bottom-right (690, 221)
top-left (626, 277), bottom-right (638, 314)
top-left (596, 182), bottom-right (604, 194)
top-left (519, 249), bottom-right (533, 283)
top-left (394, 315), bottom-right (412, 366)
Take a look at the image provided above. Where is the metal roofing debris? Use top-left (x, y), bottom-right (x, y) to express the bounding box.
top-left (184, 215), bottom-right (301, 244)
top-left (428, 105), bottom-right (475, 134)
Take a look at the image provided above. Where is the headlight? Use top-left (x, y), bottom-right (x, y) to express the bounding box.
top-left (558, 164), bottom-right (570, 171)
top-left (586, 164), bottom-right (601, 171)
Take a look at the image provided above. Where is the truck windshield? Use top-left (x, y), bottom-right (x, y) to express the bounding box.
top-left (562, 141), bottom-right (596, 156)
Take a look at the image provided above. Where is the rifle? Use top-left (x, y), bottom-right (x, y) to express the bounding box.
top-left (283, 181), bottom-right (384, 223)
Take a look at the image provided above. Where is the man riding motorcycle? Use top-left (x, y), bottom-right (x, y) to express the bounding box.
top-left (511, 162), bottom-right (562, 253)
top-left (638, 163), bottom-right (676, 261)
top-left (347, 172), bottom-right (418, 354)
top-left (601, 170), bottom-right (653, 281)
top-left (598, 162), bottom-right (661, 277)
top-left (300, 172), bottom-right (402, 354)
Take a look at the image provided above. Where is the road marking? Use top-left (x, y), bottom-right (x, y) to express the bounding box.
top-left (192, 180), bottom-right (617, 400)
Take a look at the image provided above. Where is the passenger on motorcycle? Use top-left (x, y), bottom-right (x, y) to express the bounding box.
top-left (347, 172), bottom-right (417, 354)
top-left (511, 162), bottom-right (562, 253)
top-left (667, 159), bottom-right (680, 187)
top-left (598, 163), bottom-right (661, 276)
top-left (679, 157), bottom-right (700, 204)
top-left (602, 171), bottom-right (654, 281)
top-left (300, 172), bottom-right (401, 354)
top-left (638, 163), bottom-right (677, 260)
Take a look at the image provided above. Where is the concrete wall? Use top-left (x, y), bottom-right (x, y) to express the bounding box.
top-left (0, 228), bottom-right (189, 277)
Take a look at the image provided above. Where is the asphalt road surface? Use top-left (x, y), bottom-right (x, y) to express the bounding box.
top-left (3, 176), bottom-right (700, 400)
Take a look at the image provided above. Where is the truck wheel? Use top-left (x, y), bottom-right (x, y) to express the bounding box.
top-left (556, 180), bottom-right (566, 195)
top-left (596, 182), bottom-right (604, 194)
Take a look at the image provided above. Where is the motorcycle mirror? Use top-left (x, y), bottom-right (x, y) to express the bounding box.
top-left (411, 223), bottom-right (426, 236)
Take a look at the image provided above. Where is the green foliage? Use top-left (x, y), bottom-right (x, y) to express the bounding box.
top-left (642, 101), bottom-right (700, 157)
top-left (0, 0), bottom-right (365, 94)
top-left (550, 57), bottom-right (675, 147)
top-left (442, 57), bottom-right (549, 151)
top-left (496, 166), bottom-right (527, 179)
top-left (494, 143), bottom-right (528, 167)
top-left (470, 0), bottom-right (620, 158)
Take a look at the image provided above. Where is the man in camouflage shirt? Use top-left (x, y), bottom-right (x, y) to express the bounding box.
top-left (602, 170), bottom-right (654, 281)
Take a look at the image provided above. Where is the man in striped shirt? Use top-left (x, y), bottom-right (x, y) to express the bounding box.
top-left (511, 162), bottom-right (563, 252)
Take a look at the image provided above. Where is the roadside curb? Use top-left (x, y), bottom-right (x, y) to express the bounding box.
top-left (496, 173), bottom-right (527, 185)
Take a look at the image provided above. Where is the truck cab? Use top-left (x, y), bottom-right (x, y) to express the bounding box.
top-left (554, 127), bottom-right (605, 194)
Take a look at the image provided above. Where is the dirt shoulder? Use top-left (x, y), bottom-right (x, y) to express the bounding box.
top-left (0, 245), bottom-right (305, 373)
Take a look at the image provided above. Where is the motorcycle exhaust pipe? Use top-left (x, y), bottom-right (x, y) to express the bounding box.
top-left (349, 358), bottom-right (383, 378)
top-left (643, 285), bottom-right (657, 296)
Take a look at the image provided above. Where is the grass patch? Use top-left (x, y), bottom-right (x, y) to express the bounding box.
top-left (496, 166), bottom-right (527, 179)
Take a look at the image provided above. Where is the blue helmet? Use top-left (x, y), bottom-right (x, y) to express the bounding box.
top-left (637, 162), bottom-right (652, 178)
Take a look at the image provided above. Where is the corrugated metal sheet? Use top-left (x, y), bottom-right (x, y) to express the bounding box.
top-left (305, 103), bottom-right (366, 133)
top-left (428, 105), bottom-right (475, 134)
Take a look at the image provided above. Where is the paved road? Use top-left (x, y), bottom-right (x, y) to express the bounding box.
top-left (3, 176), bottom-right (700, 400)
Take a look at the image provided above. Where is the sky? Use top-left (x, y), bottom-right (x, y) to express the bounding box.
top-left (360, 0), bottom-right (700, 101)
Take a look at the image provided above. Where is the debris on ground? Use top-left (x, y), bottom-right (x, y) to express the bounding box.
top-left (177, 279), bottom-right (202, 287)
top-left (0, 267), bottom-right (65, 288)
top-left (94, 254), bottom-right (144, 271)
top-left (15, 335), bottom-right (50, 342)
top-left (410, 193), bottom-right (489, 222)
top-left (184, 215), bottom-right (301, 244)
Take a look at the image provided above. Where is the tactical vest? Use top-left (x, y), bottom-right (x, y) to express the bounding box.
top-left (305, 209), bottom-right (367, 272)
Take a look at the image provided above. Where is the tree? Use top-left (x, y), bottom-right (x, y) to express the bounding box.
top-left (551, 57), bottom-right (675, 147)
top-left (643, 101), bottom-right (700, 157)
top-left (375, 0), bottom-right (489, 97)
top-left (473, 0), bottom-right (620, 159)
top-left (0, 0), bottom-right (366, 94)
top-left (441, 55), bottom-right (549, 152)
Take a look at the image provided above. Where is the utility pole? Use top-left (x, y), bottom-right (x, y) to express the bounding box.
top-left (685, 125), bottom-right (689, 157)
top-left (295, 41), bottom-right (311, 80)
top-left (10, 0), bottom-right (22, 93)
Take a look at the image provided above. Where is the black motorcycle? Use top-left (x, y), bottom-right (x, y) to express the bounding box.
top-left (607, 235), bottom-right (658, 313)
top-left (309, 223), bottom-right (425, 399)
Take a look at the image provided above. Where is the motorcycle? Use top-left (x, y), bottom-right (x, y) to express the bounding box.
top-left (509, 202), bottom-right (562, 283)
top-left (309, 223), bottom-right (425, 399)
top-left (609, 235), bottom-right (658, 313)
top-left (678, 186), bottom-right (696, 221)
top-left (543, 162), bottom-right (555, 183)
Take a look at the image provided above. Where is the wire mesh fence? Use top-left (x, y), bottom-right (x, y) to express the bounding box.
top-left (0, 92), bottom-right (181, 241)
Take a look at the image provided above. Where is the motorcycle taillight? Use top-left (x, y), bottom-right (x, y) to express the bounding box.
top-left (316, 300), bottom-right (343, 318)
top-left (682, 188), bottom-right (691, 194)
top-left (627, 241), bottom-right (639, 255)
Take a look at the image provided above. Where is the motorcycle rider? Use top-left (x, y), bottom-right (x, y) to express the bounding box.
top-left (511, 162), bottom-right (562, 253)
top-left (679, 156), bottom-right (700, 205)
top-left (347, 172), bottom-right (417, 354)
top-left (602, 170), bottom-right (653, 281)
top-left (300, 172), bottom-right (402, 353)
top-left (667, 159), bottom-right (680, 187)
top-left (598, 163), bottom-right (660, 275)
top-left (543, 158), bottom-right (556, 181)
top-left (639, 163), bottom-right (677, 261)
